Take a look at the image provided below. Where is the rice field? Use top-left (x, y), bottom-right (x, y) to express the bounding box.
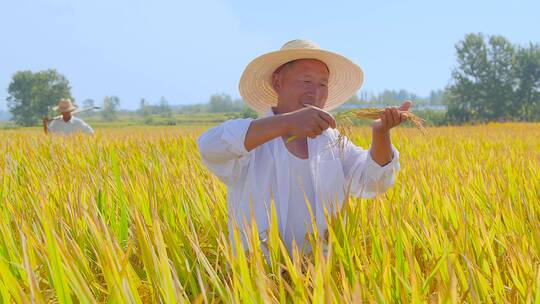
top-left (0, 123), bottom-right (538, 303)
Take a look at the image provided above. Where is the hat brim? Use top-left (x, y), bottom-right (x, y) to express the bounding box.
top-left (53, 105), bottom-right (78, 113)
top-left (239, 48), bottom-right (364, 114)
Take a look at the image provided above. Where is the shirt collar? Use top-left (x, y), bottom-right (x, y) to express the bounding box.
top-left (263, 108), bottom-right (275, 118)
top-left (62, 116), bottom-right (74, 124)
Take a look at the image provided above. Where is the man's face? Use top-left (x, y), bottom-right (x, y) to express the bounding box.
top-left (61, 111), bottom-right (72, 120)
top-left (273, 59), bottom-right (329, 110)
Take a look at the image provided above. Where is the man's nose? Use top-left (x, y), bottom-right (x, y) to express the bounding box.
top-left (306, 84), bottom-right (319, 95)
top-left (306, 86), bottom-right (325, 99)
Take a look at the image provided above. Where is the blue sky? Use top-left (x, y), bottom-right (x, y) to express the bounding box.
top-left (1, 0), bottom-right (539, 110)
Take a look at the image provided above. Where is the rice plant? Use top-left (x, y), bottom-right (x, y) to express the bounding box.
top-left (0, 123), bottom-right (538, 303)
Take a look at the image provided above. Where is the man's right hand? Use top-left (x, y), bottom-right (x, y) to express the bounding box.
top-left (283, 104), bottom-right (336, 139)
top-left (243, 105), bottom-right (336, 151)
top-left (42, 117), bottom-right (50, 134)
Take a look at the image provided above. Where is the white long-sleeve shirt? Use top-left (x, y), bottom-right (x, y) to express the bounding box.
top-left (197, 110), bottom-right (400, 255)
top-left (284, 154), bottom-right (316, 254)
top-left (48, 116), bottom-right (94, 135)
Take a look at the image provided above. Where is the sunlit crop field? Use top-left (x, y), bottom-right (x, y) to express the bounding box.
top-left (0, 123), bottom-right (538, 303)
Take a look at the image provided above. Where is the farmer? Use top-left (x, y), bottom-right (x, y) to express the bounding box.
top-left (197, 39), bottom-right (411, 257)
top-left (43, 98), bottom-right (94, 135)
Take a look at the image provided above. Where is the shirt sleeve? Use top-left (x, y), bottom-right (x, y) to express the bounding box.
top-left (339, 133), bottom-right (400, 198)
top-left (47, 120), bottom-right (58, 132)
top-left (78, 119), bottom-right (94, 135)
top-left (197, 118), bottom-right (254, 184)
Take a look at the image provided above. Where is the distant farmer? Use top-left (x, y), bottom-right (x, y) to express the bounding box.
top-left (197, 39), bottom-right (411, 257)
top-left (43, 98), bottom-right (94, 135)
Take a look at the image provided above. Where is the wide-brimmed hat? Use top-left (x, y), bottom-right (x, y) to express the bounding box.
top-left (53, 98), bottom-right (78, 113)
top-left (239, 39), bottom-right (364, 114)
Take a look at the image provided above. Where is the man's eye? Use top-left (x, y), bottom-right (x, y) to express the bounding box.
top-left (320, 83), bottom-right (328, 87)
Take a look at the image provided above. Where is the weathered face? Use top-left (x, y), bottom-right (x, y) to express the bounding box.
top-left (61, 111), bottom-right (72, 120)
top-left (272, 59), bottom-right (329, 111)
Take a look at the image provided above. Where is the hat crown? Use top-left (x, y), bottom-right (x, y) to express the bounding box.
top-left (240, 39), bottom-right (364, 114)
top-left (58, 98), bottom-right (73, 109)
top-left (281, 39), bottom-right (320, 50)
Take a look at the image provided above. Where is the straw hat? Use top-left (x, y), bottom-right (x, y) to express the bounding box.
top-left (53, 98), bottom-right (77, 113)
top-left (239, 39), bottom-right (364, 114)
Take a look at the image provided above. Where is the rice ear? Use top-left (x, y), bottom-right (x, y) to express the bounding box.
top-left (287, 108), bottom-right (426, 143)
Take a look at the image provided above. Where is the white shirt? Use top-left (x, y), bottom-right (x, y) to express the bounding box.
top-left (48, 116), bottom-right (94, 135)
top-left (197, 110), bottom-right (400, 255)
top-left (284, 153), bottom-right (316, 254)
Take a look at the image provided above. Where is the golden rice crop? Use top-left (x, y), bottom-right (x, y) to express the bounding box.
top-left (288, 108), bottom-right (426, 144)
top-left (335, 108), bottom-right (427, 133)
top-left (0, 123), bottom-right (538, 303)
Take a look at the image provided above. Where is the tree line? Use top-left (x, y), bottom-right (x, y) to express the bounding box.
top-left (5, 33), bottom-right (539, 126)
top-left (345, 89), bottom-right (444, 107)
top-left (445, 33), bottom-right (540, 123)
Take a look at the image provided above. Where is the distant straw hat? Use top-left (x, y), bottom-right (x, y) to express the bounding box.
top-left (53, 98), bottom-right (77, 113)
top-left (239, 39), bottom-right (364, 114)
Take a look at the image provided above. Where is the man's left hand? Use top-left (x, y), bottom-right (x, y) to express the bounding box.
top-left (372, 100), bottom-right (412, 134)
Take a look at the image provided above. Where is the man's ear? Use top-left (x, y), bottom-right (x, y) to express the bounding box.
top-left (271, 72), bottom-right (281, 92)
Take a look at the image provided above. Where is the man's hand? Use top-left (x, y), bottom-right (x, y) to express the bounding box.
top-left (370, 100), bottom-right (412, 166)
top-left (372, 100), bottom-right (412, 134)
top-left (284, 104), bottom-right (336, 139)
top-left (42, 117), bottom-right (50, 134)
top-left (243, 105), bottom-right (337, 151)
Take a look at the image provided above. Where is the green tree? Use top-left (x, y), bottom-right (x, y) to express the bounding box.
top-left (77, 99), bottom-right (96, 118)
top-left (345, 94), bottom-right (361, 105)
top-left (7, 69), bottom-right (72, 126)
top-left (513, 44), bottom-right (540, 121)
top-left (209, 93), bottom-right (231, 112)
top-left (83, 99), bottom-right (95, 108)
top-left (138, 98), bottom-right (150, 116)
top-left (445, 33), bottom-right (522, 123)
top-left (101, 96), bottom-right (121, 121)
top-left (239, 106), bottom-right (258, 118)
top-left (429, 90), bottom-right (444, 104)
top-left (208, 93), bottom-right (244, 112)
top-left (158, 96), bottom-right (172, 117)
